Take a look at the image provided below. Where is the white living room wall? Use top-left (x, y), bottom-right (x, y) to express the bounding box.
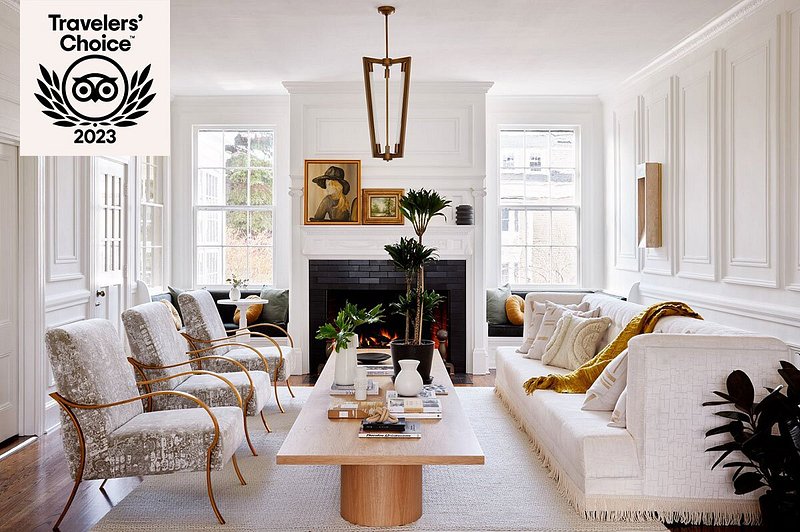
top-left (603, 0), bottom-right (800, 348)
top-left (285, 81), bottom-right (491, 375)
top-left (485, 96), bottom-right (605, 290)
top-left (170, 96), bottom-right (291, 289)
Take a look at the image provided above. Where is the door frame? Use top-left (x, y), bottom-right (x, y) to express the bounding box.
top-left (18, 153), bottom-right (47, 436)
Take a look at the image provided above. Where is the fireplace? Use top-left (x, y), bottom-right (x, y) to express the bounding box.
top-left (309, 259), bottom-right (467, 377)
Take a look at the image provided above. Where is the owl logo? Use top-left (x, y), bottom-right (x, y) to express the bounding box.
top-left (71, 74), bottom-right (119, 103)
top-left (34, 54), bottom-right (156, 127)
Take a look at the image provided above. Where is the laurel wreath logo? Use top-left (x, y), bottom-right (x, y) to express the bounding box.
top-left (34, 63), bottom-right (156, 128)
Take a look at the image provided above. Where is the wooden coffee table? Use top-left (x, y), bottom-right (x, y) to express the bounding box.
top-left (276, 353), bottom-right (484, 527)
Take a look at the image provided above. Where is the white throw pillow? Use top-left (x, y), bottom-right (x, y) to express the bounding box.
top-left (517, 300), bottom-right (547, 353)
top-left (608, 387), bottom-right (627, 428)
top-left (525, 301), bottom-right (595, 360)
top-left (582, 349), bottom-right (629, 411)
top-left (541, 314), bottom-right (612, 370)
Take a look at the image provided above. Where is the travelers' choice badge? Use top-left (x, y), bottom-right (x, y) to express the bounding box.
top-left (21, 1), bottom-right (170, 156)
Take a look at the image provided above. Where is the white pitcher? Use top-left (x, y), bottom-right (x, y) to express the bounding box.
top-left (395, 359), bottom-right (424, 397)
top-left (334, 334), bottom-right (359, 386)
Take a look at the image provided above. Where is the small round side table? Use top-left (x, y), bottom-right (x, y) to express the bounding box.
top-left (218, 298), bottom-right (269, 338)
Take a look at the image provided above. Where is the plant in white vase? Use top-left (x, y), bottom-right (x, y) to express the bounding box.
top-left (315, 302), bottom-right (384, 386)
top-left (225, 273), bottom-right (248, 301)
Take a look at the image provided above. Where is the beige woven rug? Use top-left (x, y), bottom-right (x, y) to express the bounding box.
top-left (93, 387), bottom-right (666, 531)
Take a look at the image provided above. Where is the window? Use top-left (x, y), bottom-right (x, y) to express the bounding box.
top-left (499, 127), bottom-right (579, 286)
top-left (194, 128), bottom-right (274, 286)
top-left (139, 156), bottom-right (165, 290)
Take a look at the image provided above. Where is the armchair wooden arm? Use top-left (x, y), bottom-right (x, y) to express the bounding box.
top-left (233, 322), bottom-right (294, 348)
top-left (49, 389), bottom-right (243, 528)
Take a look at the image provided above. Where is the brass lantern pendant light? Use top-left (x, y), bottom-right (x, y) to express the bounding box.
top-left (363, 5), bottom-right (411, 161)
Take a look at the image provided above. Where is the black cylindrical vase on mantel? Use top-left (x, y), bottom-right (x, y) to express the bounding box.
top-left (390, 340), bottom-right (435, 384)
top-left (455, 204), bottom-right (474, 225)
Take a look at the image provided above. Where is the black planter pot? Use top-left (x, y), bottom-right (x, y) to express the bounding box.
top-left (760, 492), bottom-right (800, 531)
top-left (390, 340), bottom-right (435, 384)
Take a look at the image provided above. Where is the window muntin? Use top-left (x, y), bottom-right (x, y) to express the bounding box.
top-left (139, 156), bottom-right (164, 290)
top-left (499, 128), bottom-right (579, 286)
top-left (194, 129), bottom-right (274, 286)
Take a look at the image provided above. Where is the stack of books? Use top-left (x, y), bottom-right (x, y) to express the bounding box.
top-left (359, 364), bottom-right (394, 377)
top-left (327, 399), bottom-right (384, 419)
top-left (386, 390), bottom-right (443, 419)
top-left (329, 380), bottom-right (379, 396)
top-left (358, 419), bottom-right (422, 439)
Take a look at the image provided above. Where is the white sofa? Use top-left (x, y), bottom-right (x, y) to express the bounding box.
top-left (495, 292), bottom-right (792, 525)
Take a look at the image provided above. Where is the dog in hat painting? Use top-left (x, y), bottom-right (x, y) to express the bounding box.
top-left (304, 160), bottom-right (361, 224)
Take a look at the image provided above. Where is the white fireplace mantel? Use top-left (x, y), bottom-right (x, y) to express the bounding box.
top-left (301, 225), bottom-right (474, 260)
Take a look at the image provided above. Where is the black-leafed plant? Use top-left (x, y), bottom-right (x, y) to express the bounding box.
top-left (703, 361), bottom-right (800, 529)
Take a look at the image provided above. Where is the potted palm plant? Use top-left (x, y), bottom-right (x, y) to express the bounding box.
top-left (384, 189), bottom-right (451, 383)
top-left (703, 361), bottom-right (800, 530)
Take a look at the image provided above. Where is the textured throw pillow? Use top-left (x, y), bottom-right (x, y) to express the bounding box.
top-left (167, 285), bottom-right (185, 319)
top-left (517, 300), bottom-right (546, 353)
top-left (234, 295), bottom-right (264, 323)
top-left (259, 287), bottom-right (289, 324)
top-left (158, 299), bottom-right (183, 330)
top-left (525, 301), bottom-right (594, 360)
top-left (541, 314), bottom-right (612, 370)
top-left (505, 295), bottom-right (524, 325)
top-left (486, 283), bottom-right (511, 325)
top-left (582, 349), bottom-right (629, 411)
top-left (608, 387), bottom-right (627, 428)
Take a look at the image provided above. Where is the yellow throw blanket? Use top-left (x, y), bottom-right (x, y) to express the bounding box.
top-left (523, 301), bottom-right (701, 394)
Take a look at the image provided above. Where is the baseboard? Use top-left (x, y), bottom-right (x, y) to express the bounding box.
top-left (487, 337), bottom-right (522, 369)
top-left (44, 398), bottom-right (60, 433)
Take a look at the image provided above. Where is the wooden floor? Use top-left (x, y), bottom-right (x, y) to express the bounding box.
top-left (0, 373), bottom-right (761, 532)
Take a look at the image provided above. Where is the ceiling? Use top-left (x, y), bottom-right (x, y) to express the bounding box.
top-left (170, 0), bottom-right (741, 96)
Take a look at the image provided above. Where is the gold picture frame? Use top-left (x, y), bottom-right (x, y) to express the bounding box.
top-left (362, 188), bottom-right (404, 225)
top-left (304, 160), bottom-right (361, 225)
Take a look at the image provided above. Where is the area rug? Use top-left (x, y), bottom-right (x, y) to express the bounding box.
top-left (93, 387), bottom-right (666, 531)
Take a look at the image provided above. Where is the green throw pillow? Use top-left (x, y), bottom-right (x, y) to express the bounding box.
top-left (486, 283), bottom-right (511, 325)
top-left (259, 287), bottom-right (289, 324)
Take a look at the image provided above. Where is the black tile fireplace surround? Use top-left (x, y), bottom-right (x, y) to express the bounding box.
top-left (309, 259), bottom-right (467, 376)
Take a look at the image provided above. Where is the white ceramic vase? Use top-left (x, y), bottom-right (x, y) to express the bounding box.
top-left (395, 359), bottom-right (424, 397)
top-left (334, 335), bottom-right (359, 386)
top-left (229, 286), bottom-right (241, 301)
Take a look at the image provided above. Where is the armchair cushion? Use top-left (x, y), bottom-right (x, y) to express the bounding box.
top-left (222, 346), bottom-right (289, 381)
top-left (107, 406), bottom-right (244, 478)
top-left (168, 370), bottom-right (271, 416)
top-left (179, 290), bottom-right (232, 354)
top-left (46, 320), bottom-right (143, 437)
top-left (122, 302), bottom-right (193, 391)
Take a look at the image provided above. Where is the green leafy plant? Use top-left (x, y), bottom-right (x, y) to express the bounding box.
top-left (225, 273), bottom-right (248, 288)
top-left (703, 361), bottom-right (800, 511)
top-left (384, 189), bottom-right (451, 344)
top-left (315, 302), bottom-right (384, 353)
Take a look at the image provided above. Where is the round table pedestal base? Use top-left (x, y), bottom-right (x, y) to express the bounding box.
top-left (340, 464), bottom-right (422, 526)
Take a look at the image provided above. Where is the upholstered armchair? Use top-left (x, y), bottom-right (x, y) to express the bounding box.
top-left (122, 302), bottom-right (274, 453)
top-left (46, 319), bottom-right (247, 528)
top-left (178, 289), bottom-right (295, 412)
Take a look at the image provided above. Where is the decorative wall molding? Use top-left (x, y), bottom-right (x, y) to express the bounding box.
top-left (676, 52), bottom-right (718, 282)
top-left (639, 284), bottom-right (800, 329)
top-left (721, 28), bottom-right (778, 288)
top-left (621, 0), bottom-right (774, 89)
top-left (613, 97), bottom-right (641, 272)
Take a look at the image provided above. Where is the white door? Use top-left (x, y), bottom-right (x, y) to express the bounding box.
top-left (0, 143), bottom-right (19, 442)
top-left (93, 157), bottom-right (128, 333)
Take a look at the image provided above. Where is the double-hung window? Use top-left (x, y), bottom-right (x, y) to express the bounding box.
top-left (139, 156), bottom-right (165, 291)
top-left (194, 128), bottom-right (274, 286)
top-left (499, 127), bottom-right (580, 286)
